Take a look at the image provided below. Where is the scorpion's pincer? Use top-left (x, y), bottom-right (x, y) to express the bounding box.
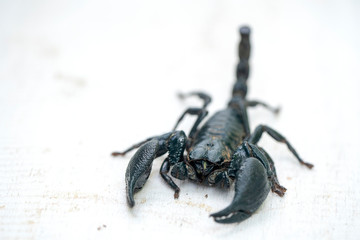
top-left (125, 139), bottom-right (159, 207)
top-left (210, 157), bottom-right (270, 223)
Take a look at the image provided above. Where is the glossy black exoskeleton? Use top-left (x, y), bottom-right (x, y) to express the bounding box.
top-left (112, 26), bottom-right (313, 224)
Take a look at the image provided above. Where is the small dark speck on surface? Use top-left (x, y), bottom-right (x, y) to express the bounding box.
top-left (205, 194), bottom-right (208, 198)
top-left (97, 225), bottom-right (107, 231)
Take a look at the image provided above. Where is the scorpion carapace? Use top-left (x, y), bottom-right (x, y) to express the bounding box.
top-left (112, 26), bottom-right (313, 224)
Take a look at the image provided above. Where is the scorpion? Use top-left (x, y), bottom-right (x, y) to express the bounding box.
top-left (112, 26), bottom-right (313, 224)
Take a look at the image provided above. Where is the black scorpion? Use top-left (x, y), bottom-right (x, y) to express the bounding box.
top-left (112, 26), bottom-right (313, 224)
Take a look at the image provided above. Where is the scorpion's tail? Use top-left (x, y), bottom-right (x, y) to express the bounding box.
top-left (232, 26), bottom-right (251, 98)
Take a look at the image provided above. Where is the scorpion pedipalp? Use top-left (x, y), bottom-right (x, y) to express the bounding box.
top-left (211, 157), bottom-right (270, 224)
top-left (125, 139), bottom-right (160, 207)
top-left (118, 131), bottom-right (188, 207)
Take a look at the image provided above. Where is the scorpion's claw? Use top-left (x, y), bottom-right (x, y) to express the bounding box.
top-left (210, 157), bottom-right (270, 224)
top-left (125, 139), bottom-right (159, 207)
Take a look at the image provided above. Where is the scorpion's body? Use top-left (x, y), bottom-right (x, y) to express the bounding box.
top-left (193, 108), bottom-right (245, 155)
top-left (186, 107), bottom-right (245, 184)
top-left (112, 26), bottom-right (313, 224)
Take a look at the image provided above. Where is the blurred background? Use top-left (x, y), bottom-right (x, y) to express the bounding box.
top-left (1, 0), bottom-right (360, 239)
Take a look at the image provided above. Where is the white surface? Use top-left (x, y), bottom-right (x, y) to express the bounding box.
top-left (1, 1), bottom-right (360, 239)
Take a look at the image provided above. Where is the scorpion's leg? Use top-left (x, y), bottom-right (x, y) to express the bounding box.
top-left (248, 124), bottom-right (313, 168)
top-left (211, 142), bottom-right (281, 223)
top-left (178, 92), bottom-right (212, 108)
top-left (246, 100), bottom-right (280, 114)
top-left (258, 146), bottom-right (287, 196)
top-left (172, 108), bottom-right (208, 138)
top-left (122, 131), bottom-right (187, 207)
top-left (160, 154), bottom-right (187, 199)
top-left (173, 92), bottom-right (211, 139)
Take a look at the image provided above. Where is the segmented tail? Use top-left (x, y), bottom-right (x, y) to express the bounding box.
top-left (232, 26), bottom-right (251, 98)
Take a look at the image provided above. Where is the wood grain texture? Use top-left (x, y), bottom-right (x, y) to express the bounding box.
top-left (1, 1), bottom-right (360, 239)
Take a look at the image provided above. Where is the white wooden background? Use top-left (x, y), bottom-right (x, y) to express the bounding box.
top-left (1, 1), bottom-right (360, 239)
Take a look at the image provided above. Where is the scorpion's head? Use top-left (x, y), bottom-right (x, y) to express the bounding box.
top-left (188, 139), bottom-right (230, 176)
